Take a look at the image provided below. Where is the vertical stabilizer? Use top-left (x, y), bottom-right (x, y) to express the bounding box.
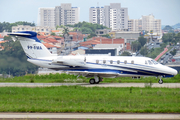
top-left (9, 31), bottom-right (52, 58)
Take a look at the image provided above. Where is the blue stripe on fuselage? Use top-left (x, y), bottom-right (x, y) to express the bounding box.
top-left (28, 58), bottom-right (173, 77)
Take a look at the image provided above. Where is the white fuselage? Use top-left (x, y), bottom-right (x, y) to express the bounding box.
top-left (28, 55), bottom-right (177, 78)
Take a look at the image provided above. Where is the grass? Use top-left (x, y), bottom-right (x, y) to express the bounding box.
top-left (0, 73), bottom-right (180, 83)
top-left (0, 86), bottom-right (179, 113)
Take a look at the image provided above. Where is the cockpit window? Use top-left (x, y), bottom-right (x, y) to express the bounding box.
top-left (145, 61), bottom-right (148, 64)
top-left (151, 60), bottom-right (158, 65)
top-left (148, 60), bottom-right (153, 65)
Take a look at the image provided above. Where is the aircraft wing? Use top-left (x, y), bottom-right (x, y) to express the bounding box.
top-left (65, 70), bottom-right (120, 78)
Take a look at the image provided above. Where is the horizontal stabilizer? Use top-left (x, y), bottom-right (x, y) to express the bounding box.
top-left (8, 33), bottom-right (31, 36)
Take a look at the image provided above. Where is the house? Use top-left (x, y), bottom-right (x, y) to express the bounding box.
top-left (42, 42), bottom-right (60, 54)
top-left (0, 34), bottom-right (3, 41)
top-left (0, 41), bottom-right (7, 51)
top-left (79, 37), bottom-right (131, 51)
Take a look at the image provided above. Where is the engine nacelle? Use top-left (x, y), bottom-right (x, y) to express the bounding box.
top-left (52, 56), bottom-right (85, 67)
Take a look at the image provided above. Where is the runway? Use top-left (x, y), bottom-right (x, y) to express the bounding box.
top-left (0, 83), bottom-right (180, 88)
top-left (0, 113), bottom-right (179, 120)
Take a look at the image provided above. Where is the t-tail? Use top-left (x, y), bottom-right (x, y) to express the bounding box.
top-left (9, 31), bottom-right (52, 59)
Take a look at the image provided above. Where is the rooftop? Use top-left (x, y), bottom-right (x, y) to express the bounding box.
top-left (43, 43), bottom-right (60, 48)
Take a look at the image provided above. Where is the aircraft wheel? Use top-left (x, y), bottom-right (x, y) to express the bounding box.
top-left (95, 81), bottom-right (99, 84)
top-left (89, 78), bottom-right (95, 84)
top-left (158, 79), bottom-right (163, 84)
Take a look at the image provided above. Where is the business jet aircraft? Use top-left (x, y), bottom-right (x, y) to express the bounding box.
top-left (9, 31), bottom-right (177, 84)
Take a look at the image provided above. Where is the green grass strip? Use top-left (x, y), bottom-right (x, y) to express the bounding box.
top-left (0, 86), bottom-right (179, 113)
top-left (1, 73), bottom-right (180, 83)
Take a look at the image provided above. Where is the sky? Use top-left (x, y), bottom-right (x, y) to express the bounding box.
top-left (0, 0), bottom-right (180, 25)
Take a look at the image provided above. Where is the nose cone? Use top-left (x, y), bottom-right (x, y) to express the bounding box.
top-left (165, 66), bottom-right (178, 76)
top-left (172, 69), bottom-right (178, 76)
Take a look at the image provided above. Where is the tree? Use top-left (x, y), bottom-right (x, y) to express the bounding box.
top-left (102, 34), bottom-right (111, 38)
top-left (0, 40), bottom-right (38, 76)
top-left (138, 36), bottom-right (147, 47)
top-left (120, 51), bottom-right (131, 56)
top-left (80, 27), bottom-right (92, 34)
top-left (4, 36), bottom-right (13, 41)
top-left (162, 33), bottom-right (176, 43)
top-left (131, 41), bottom-right (141, 52)
top-left (73, 27), bottom-right (80, 32)
top-left (174, 32), bottom-right (180, 43)
top-left (87, 33), bottom-right (97, 39)
top-left (0, 21), bottom-right (35, 32)
top-left (62, 27), bottom-right (69, 40)
top-left (66, 21), bottom-right (108, 38)
top-left (140, 47), bottom-right (148, 56)
top-left (51, 32), bottom-right (56, 36)
top-left (170, 49), bottom-right (177, 56)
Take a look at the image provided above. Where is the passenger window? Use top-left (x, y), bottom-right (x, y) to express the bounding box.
top-left (110, 60), bottom-right (113, 64)
top-left (96, 60), bottom-right (99, 64)
top-left (124, 60), bottom-right (127, 64)
top-left (103, 60), bottom-right (106, 64)
top-left (131, 60), bottom-right (134, 64)
top-left (117, 60), bottom-right (120, 64)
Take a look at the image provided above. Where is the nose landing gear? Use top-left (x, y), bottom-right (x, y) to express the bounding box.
top-left (158, 76), bottom-right (163, 84)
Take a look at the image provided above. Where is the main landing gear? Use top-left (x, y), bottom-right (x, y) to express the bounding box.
top-left (89, 76), bottom-right (103, 84)
top-left (158, 76), bottom-right (163, 84)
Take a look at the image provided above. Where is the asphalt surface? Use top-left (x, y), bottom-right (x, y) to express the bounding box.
top-left (0, 113), bottom-right (179, 120)
top-left (0, 83), bottom-right (180, 88)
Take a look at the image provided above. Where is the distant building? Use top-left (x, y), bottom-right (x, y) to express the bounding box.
top-left (89, 3), bottom-right (128, 31)
top-left (85, 49), bottom-right (116, 56)
top-left (95, 29), bottom-right (111, 36)
top-left (93, 44), bottom-right (124, 55)
top-left (115, 31), bottom-right (140, 43)
top-left (128, 14), bottom-right (162, 37)
top-left (55, 3), bottom-right (79, 26)
top-left (12, 25), bottom-right (53, 35)
top-left (38, 8), bottom-right (55, 28)
top-left (38, 3), bottom-right (79, 27)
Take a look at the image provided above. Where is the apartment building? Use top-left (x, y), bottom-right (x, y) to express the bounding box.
top-left (38, 3), bottom-right (79, 28)
top-left (128, 14), bottom-right (161, 36)
top-left (89, 3), bottom-right (128, 31)
top-left (38, 8), bottom-right (55, 28)
top-left (55, 3), bottom-right (79, 26)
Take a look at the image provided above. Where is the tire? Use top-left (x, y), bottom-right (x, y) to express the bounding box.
top-left (89, 78), bottom-right (95, 84)
top-left (95, 81), bottom-right (99, 84)
top-left (158, 79), bottom-right (163, 84)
